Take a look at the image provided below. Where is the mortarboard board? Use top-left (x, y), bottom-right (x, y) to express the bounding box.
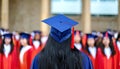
top-left (33, 30), bottom-right (41, 34)
top-left (20, 32), bottom-right (30, 39)
top-left (74, 30), bottom-right (81, 36)
top-left (42, 14), bottom-right (78, 43)
top-left (42, 14), bottom-right (78, 32)
top-left (102, 32), bottom-right (113, 40)
top-left (87, 34), bottom-right (97, 39)
top-left (3, 33), bottom-right (12, 39)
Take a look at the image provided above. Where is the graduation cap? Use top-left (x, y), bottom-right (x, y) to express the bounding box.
top-left (87, 34), bottom-right (97, 39)
top-left (33, 30), bottom-right (41, 34)
top-left (102, 32), bottom-right (113, 40)
top-left (42, 14), bottom-right (78, 32)
top-left (20, 32), bottom-right (30, 39)
top-left (92, 31), bottom-right (97, 36)
top-left (74, 30), bottom-right (81, 36)
top-left (3, 33), bottom-right (12, 39)
top-left (42, 14), bottom-right (78, 49)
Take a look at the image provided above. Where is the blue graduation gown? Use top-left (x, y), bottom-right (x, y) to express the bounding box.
top-left (80, 52), bottom-right (93, 69)
top-left (31, 52), bottom-right (93, 69)
top-left (31, 54), bottom-right (39, 69)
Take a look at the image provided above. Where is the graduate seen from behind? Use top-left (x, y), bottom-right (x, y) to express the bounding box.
top-left (31, 14), bottom-right (93, 69)
top-left (0, 33), bottom-right (19, 69)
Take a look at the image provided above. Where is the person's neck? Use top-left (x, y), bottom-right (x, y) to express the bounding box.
top-left (23, 44), bottom-right (28, 47)
top-left (105, 45), bottom-right (109, 48)
top-left (89, 45), bottom-right (94, 48)
top-left (5, 43), bottom-right (10, 46)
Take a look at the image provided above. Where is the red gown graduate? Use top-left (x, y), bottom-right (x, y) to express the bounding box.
top-left (0, 33), bottom-right (19, 69)
top-left (29, 30), bottom-right (45, 59)
top-left (96, 32), bottom-right (117, 69)
top-left (19, 33), bottom-right (34, 69)
top-left (85, 34), bottom-right (98, 69)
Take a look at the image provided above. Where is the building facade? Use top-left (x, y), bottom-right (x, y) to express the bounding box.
top-left (0, 0), bottom-right (120, 35)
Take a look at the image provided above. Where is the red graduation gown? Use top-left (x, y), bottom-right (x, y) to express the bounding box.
top-left (32, 44), bottom-right (45, 60)
top-left (113, 41), bottom-right (120, 69)
top-left (82, 34), bottom-right (87, 48)
top-left (96, 48), bottom-right (116, 69)
top-left (0, 46), bottom-right (19, 69)
top-left (116, 49), bottom-right (120, 69)
top-left (19, 47), bottom-right (34, 69)
top-left (29, 39), bottom-right (45, 60)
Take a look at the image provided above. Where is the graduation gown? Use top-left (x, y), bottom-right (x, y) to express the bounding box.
top-left (82, 34), bottom-right (87, 48)
top-left (0, 45), bottom-right (19, 69)
top-left (96, 48), bottom-right (116, 69)
top-left (114, 41), bottom-right (120, 69)
top-left (13, 36), bottom-right (20, 48)
top-left (31, 41), bottom-right (45, 60)
top-left (31, 51), bottom-right (93, 69)
top-left (86, 47), bottom-right (97, 69)
top-left (19, 46), bottom-right (34, 69)
top-left (13, 36), bottom-right (21, 54)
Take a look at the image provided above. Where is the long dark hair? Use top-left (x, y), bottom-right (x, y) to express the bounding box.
top-left (79, 37), bottom-right (85, 50)
top-left (37, 35), bottom-right (83, 69)
top-left (116, 32), bottom-right (120, 41)
top-left (100, 39), bottom-right (116, 56)
top-left (0, 38), bottom-right (14, 54)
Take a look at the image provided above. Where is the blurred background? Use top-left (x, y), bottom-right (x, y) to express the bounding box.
top-left (0, 0), bottom-right (119, 35)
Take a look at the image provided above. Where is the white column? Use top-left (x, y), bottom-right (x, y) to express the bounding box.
top-left (40, 0), bottom-right (50, 36)
top-left (1, 0), bottom-right (9, 29)
top-left (82, 0), bottom-right (91, 33)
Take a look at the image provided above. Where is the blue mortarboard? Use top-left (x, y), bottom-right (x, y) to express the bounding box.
top-left (20, 32), bottom-right (30, 39)
top-left (74, 30), bottom-right (81, 36)
top-left (3, 33), bottom-right (12, 38)
top-left (87, 34), bottom-right (97, 39)
top-left (33, 30), bottom-right (41, 34)
top-left (102, 32), bottom-right (113, 40)
top-left (42, 14), bottom-right (78, 43)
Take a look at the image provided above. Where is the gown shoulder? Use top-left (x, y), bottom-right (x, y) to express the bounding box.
top-left (80, 51), bottom-right (93, 69)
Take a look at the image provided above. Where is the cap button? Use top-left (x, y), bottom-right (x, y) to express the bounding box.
top-left (60, 21), bottom-right (62, 23)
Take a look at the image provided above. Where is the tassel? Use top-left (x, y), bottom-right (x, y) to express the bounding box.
top-left (71, 27), bottom-right (74, 49)
top-left (29, 36), bottom-right (33, 46)
top-left (76, 30), bottom-right (80, 36)
top-left (105, 32), bottom-right (108, 38)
